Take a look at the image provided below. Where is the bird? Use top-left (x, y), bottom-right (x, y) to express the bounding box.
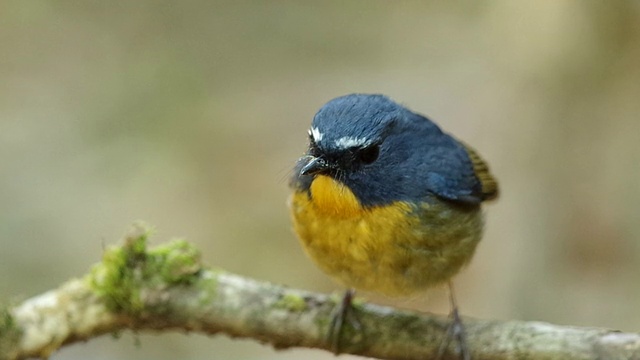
top-left (288, 93), bottom-right (498, 358)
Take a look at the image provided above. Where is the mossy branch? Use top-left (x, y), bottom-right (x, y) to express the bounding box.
top-left (1, 224), bottom-right (639, 360)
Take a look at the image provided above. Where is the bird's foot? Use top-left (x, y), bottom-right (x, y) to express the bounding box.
top-left (327, 289), bottom-right (361, 354)
top-left (436, 281), bottom-right (471, 360)
top-left (436, 304), bottom-right (471, 360)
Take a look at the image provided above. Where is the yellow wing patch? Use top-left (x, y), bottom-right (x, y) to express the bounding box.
top-left (461, 143), bottom-right (499, 201)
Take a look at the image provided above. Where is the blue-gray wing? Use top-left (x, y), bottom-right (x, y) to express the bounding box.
top-left (423, 135), bottom-right (498, 205)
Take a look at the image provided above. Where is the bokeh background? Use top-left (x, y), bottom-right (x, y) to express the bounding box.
top-left (2, 1), bottom-right (639, 359)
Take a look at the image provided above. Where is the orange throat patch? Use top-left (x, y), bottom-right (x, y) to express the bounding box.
top-left (308, 175), bottom-right (364, 217)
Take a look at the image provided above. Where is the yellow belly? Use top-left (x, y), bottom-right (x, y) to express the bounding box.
top-left (289, 175), bottom-right (483, 297)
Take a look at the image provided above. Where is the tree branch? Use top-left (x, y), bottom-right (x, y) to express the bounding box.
top-left (1, 223), bottom-right (639, 360)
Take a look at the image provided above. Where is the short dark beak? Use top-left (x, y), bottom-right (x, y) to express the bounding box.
top-left (300, 156), bottom-right (330, 176)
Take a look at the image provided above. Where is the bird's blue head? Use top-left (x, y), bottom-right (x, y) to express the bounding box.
top-left (292, 94), bottom-right (488, 207)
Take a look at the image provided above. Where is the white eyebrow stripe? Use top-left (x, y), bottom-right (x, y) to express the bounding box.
top-left (310, 127), bottom-right (323, 142)
top-left (335, 136), bottom-right (371, 149)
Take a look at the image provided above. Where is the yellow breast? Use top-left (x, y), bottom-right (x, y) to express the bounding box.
top-left (289, 175), bottom-right (484, 297)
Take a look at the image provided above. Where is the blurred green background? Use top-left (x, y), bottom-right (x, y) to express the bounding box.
top-left (2, 1), bottom-right (639, 359)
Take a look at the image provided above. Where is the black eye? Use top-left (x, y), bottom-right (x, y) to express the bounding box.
top-left (357, 144), bottom-right (380, 165)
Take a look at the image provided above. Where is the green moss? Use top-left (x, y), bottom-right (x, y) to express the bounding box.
top-left (88, 227), bottom-right (148, 313)
top-left (196, 271), bottom-right (220, 306)
top-left (0, 305), bottom-right (21, 357)
top-left (88, 223), bottom-right (203, 315)
top-left (148, 239), bottom-right (201, 284)
top-left (275, 293), bottom-right (307, 312)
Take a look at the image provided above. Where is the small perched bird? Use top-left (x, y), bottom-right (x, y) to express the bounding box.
top-left (289, 94), bottom-right (498, 358)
